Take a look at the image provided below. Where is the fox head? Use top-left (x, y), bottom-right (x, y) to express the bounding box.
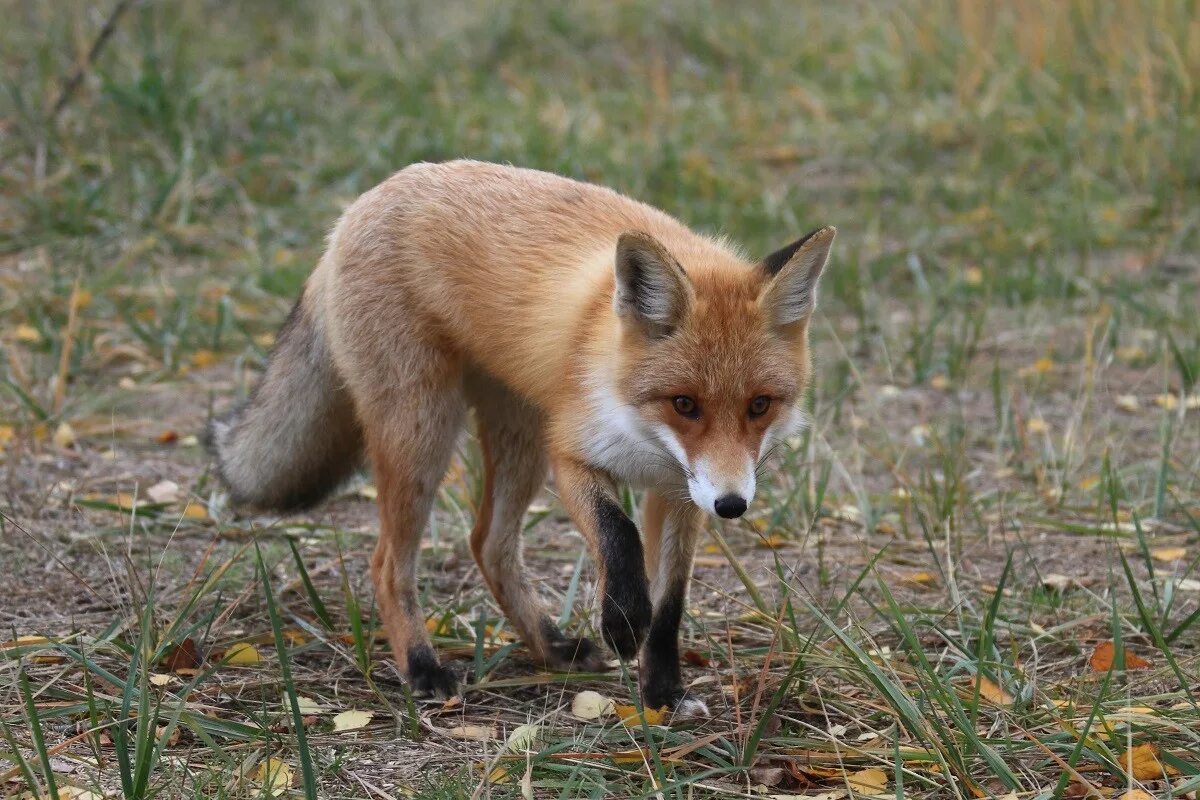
top-left (611, 226), bottom-right (835, 518)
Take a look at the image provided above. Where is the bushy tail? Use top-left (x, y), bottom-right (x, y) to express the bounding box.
top-left (207, 289), bottom-right (362, 511)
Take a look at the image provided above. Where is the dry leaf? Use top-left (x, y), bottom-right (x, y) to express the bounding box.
top-left (182, 501), bottom-right (208, 520)
top-left (332, 709), bottom-right (373, 732)
top-left (1116, 791), bottom-right (1155, 800)
top-left (1151, 546), bottom-right (1187, 562)
top-left (1115, 395), bottom-right (1140, 412)
top-left (148, 673), bottom-right (172, 687)
top-left (190, 350), bottom-right (219, 368)
top-left (614, 703), bottom-right (668, 727)
top-left (757, 533), bottom-right (789, 549)
top-left (1027, 417), bottom-right (1049, 434)
top-left (161, 638), bottom-right (201, 672)
top-left (155, 430), bottom-right (179, 445)
top-left (1042, 574), bottom-right (1073, 592)
top-left (571, 690), bottom-right (614, 720)
top-left (53, 422), bottom-right (77, 449)
top-left (1089, 641), bottom-right (1151, 671)
top-left (682, 649), bottom-right (710, 667)
top-left (846, 766), bottom-right (888, 794)
top-left (1031, 357), bottom-right (1055, 374)
top-left (146, 480), bottom-right (180, 504)
top-left (908, 571), bottom-right (938, 587)
top-left (446, 724), bottom-right (495, 741)
top-left (505, 723), bottom-right (543, 753)
top-left (224, 643), bottom-right (261, 666)
top-left (1120, 742), bottom-right (1179, 781)
top-left (293, 696), bottom-right (323, 714)
top-left (970, 675), bottom-right (1013, 706)
top-left (249, 758), bottom-right (293, 796)
top-left (14, 324), bottom-right (42, 343)
top-left (1154, 394), bottom-right (1179, 410)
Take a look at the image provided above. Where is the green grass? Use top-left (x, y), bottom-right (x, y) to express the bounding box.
top-left (2, 0), bottom-right (1199, 797)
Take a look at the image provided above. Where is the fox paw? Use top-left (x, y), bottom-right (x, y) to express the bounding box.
top-left (600, 582), bottom-right (652, 659)
top-left (643, 684), bottom-right (710, 718)
top-left (544, 633), bottom-right (609, 672)
top-left (406, 645), bottom-right (460, 699)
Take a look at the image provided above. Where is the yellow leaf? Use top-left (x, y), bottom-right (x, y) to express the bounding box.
top-left (757, 533), bottom-right (789, 549)
top-left (929, 374), bottom-right (949, 390)
top-left (224, 643), bottom-right (261, 666)
top-left (1151, 546), bottom-right (1186, 562)
top-left (190, 349), bottom-right (218, 368)
top-left (1120, 742), bottom-right (1179, 781)
top-left (249, 758), bottom-right (293, 796)
top-left (53, 422), bottom-right (77, 449)
top-left (445, 724), bottom-right (495, 740)
top-left (1089, 641), bottom-right (1151, 671)
top-left (182, 502), bottom-right (208, 520)
top-left (1031, 357), bottom-right (1054, 374)
top-left (148, 673), bottom-right (172, 687)
top-left (846, 766), bottom-right (888, 794)
top-left (571, 690), bottom-right (615, 720)
top-left (908, 571), bottom-right (938, 587)
top-left (14, 324), bottom-right (42, 343)
top-left (1154, 393), bottom-right (1179, 410)
top-left (614, 703), bottom-right (668, 727)
top-left (1114, 394), bottom-right (1140, 413)
top-left (1026, 417), bottom-right (1049, 434)
top-left (332, 709), bottom-right (373, 732)
top-left (964, 266), bottom-right (984, 285)
top-left (970, 675), bottom-right (1013, 706)
top-left (1116, 791), bottom-right (1155, 800)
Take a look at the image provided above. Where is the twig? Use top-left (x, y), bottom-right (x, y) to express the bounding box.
top-left (50, 0), bottom-right (137, 120)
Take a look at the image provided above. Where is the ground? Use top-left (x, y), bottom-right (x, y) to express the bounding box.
top-left (2, 1), bottom-right (1199, 798)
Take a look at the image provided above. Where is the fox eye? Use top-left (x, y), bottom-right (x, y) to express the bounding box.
top-left (672, 395), bottom-right (699, 418)
top-left (748, 395), bottom-right (771, 418)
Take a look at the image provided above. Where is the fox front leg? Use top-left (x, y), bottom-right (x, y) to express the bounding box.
top-left (552, 457), bottom-right (653, 659)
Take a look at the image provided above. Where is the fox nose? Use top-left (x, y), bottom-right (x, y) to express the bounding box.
top-left (713, 494), bottom-right (747, 519)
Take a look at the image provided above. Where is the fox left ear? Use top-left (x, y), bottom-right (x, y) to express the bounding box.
top-left (759, 226), bottom-right (836, 327)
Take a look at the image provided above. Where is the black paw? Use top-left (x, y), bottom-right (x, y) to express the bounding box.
top-left (543, 631), bottom-right (608, 672)
top-left (406, 644), bottom-right (460, 699)
top-left (642, 683), bottom-right (710, 717)
top-left (600, 579), bottom-right (652, 659)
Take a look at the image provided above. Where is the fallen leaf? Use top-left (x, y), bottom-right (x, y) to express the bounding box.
top-left (156, 430), bottom-right (179, 445)
top-left (571, 690), bottom-right (615, 720)
top-left (190, 350), bottom-right (219, 369)
top-left (53, 422), bottom-right (77, 449)
top-left (1042, 574), bottom-right (1073, 592)
top-left (908, 571), bottom-right (938, 587)
top-left (1031, 357), bottom-right (1055, 374)
top-left (757, 533), bottom-right (789, 549)
top-left (682, 649), bottom-right (710, 667)
top-left (446, 724), bottom-right (495, 740)
top-left (505, 722), bottom-right (543, 753)
top-left (223, 643), bottom-right (261, 666)
top-left (146, 480), bottom-right (180, 504)
top-left (293, 696), bottom-right (323, 715)
top-left (332, 709), bottom-right (373, 732)
top-left (249, 758), bottom-right (293, 796)
top-left (14, 324), bottom-right (42, 343)
top-left (749, 766), bottom-right (785, 787)
top-left (1151, 546), bottom-right (1187, 562)
top-left (148, 673), bottom-right (172, 687)
top-left (1154, 394), bottom-right (1179, 410)
top-left (182, 502), bottom-right (208, 520)
top-left (1027, 417), bottom-right (1049, 434)
top-left (1115, 394), bottom-right (1140, 412)
top-left (1089, 641), bottom-right (1151, 671)
top-left (969, 675), bottom-right (1013, 706)
top-left (1116, 791), bottom-right (1155, 800)
top-left (161, 638), bottom-right (201, 672)
top-left (964, 266), bottom-right (984, 285)
top-left (614, 703), bottom-right (668, 727)
top-left (846, 767), bottom-right (888, 794)
top-left (1120, 742), bottom-right (1179, 781)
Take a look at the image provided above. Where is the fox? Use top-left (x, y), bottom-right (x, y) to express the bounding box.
top-left (209, 160), bottom-right (835, 714)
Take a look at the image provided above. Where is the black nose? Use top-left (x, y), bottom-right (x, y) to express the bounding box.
top-left (714, 494), bottom-right (747, 519)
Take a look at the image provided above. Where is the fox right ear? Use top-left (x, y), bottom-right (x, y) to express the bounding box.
top-left (614, 231), bottom-right (692, 338)
top-left (759, 226), bottom-right (836, 328)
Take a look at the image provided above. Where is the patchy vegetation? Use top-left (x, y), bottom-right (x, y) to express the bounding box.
top-left (2, 1), bottom-right (1198, 797)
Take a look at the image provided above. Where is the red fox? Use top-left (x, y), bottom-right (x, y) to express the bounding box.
top-left (210, 160), bottom-right (834, 714)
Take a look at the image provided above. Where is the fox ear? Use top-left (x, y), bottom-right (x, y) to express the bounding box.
top-left (614, 231), bottom-right (692, 338)
top-left (759, 226), bottom-right (836, 327)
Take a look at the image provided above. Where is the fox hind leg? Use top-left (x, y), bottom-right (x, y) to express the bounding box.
top-left (363, 375), bottom-right (465, 698)
top-left (467, 375), bottom-right (605, 672)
